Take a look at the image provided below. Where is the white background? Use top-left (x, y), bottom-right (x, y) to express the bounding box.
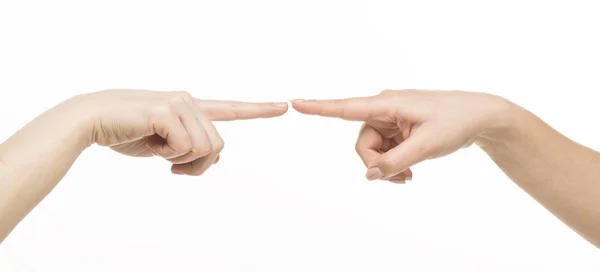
top-left (1, 0), bottom-right (599, 271)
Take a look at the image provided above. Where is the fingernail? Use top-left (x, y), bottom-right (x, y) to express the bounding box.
top-left (405, 176), bottom-right (412, 181)
top-left (290, 99), bottom-right (306, 103)
top-left (172, 168), bottom-right (184, 175)
top-left (366, 167), bottom-right (385, 181)
top-left (274, 102), bottom-right (288, 108)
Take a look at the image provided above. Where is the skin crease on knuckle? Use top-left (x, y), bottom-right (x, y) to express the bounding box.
top-left (186, 115), bottom-right (213, 156)
top-left (170, 91), bottom-right (194, 101)
top-left (191, 140), bottom-right (212, 157)
top-left (170, 92), bottom-right (218, 158)
top-left (152, 104), bottom-right (192, 156)
top-left (149, 104), bottom-right (173, 128)
top-left (168, 94), bottom-right (190, 109)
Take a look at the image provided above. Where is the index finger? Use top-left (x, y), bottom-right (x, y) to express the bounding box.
top-left (195, 99), bottom-right (289, 121)
top-left (291, 96), bottom-right (381, 121)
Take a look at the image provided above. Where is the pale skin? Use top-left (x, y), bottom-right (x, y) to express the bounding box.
top-left (291, 90), bottom-right (600, 248)
top-left (0, 89), bottom-right (289, 243)
top-left (0, 89), bottom-right (599, 249)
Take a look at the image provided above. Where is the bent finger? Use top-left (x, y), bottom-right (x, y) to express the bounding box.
top-left (172, 100), bottom-right (225, 175)
top-left (370, 127), bottom-right (437, 179)
top-left (146, 107), bottom-right (192, 159)
top-left (166, 100), bottom-right (212, 164)
top-left (355, 123), bottom-right (383, 167)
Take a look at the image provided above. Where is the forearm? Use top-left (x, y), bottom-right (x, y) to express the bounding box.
top-left (0, 97), bottom-right (91, 243)
top-left (478, 104), bottom-right (600, 247)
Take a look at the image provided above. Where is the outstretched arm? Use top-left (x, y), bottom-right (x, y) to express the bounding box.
top-left (0, 89), bottom-right (288, 243)
top-left (478, 105), bottom-right (600, 247)
top-left (292, 90), bottom-right (600, 247)
top-left (0, 97), bottom-right (89, 243)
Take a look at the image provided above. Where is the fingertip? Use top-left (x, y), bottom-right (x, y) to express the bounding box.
top-left (388, 173), bottom-right (407, 184)
top-left (404, 168), bottom-right (413, 180)
top-left (257, 102), bottom-right (289, 119)
top-left (366, 166), bottom-right (385, 181)
top-left (273, 102), bottom-right (289, 109)
top-left (369, 152), bottom-right (409, 179)
top-left (171, 165), bottom-right (185, 175)
top-left (290, 99), bottom-right (315, 114)
top-left (272, 102), bottom-right (289, 114)
top-left (171, 163), bottom-right (201, 176)
top-left (388, 179), bottom-right (406, 184)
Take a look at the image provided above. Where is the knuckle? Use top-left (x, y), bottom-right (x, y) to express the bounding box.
top-left (169, 91), bottom-right (194, 104)
top-left (180, 142), bottom-right (194, 154)
top-left (230, 101), bottom-right (242, 108)
top-left (152, 104), bottom-right (175, 117)
top-left (354, 141), bottom-right (364, 153)
top-left (191, 143), bottom-right (212, 156)
top-left (169, 96), bottom-right (187, 106)
top-left (213, 139), bottom-right (225, 153)
top-left (171, 90), bottom-right (193, 99)
top-left (192, 135), bottom-right (213, 155)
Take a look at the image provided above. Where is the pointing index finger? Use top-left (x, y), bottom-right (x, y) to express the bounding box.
top-left (195, 99), bottom-right (289, 121)
top-left (291, 96), bottom-right (380, 121)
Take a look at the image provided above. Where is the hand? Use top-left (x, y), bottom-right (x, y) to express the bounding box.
top-left (71, 89), bottom-right (288, 176)
top-left (292, 90), bottom-right (512, 183)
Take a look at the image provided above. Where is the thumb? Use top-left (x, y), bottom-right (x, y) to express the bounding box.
top-left (366, 126), bottom-right (438, 180)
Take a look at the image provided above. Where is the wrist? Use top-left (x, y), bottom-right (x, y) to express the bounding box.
top-left (54, 94), bottom-right (98, 150)
top-left (474, 94), bottom-right (526, 149)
